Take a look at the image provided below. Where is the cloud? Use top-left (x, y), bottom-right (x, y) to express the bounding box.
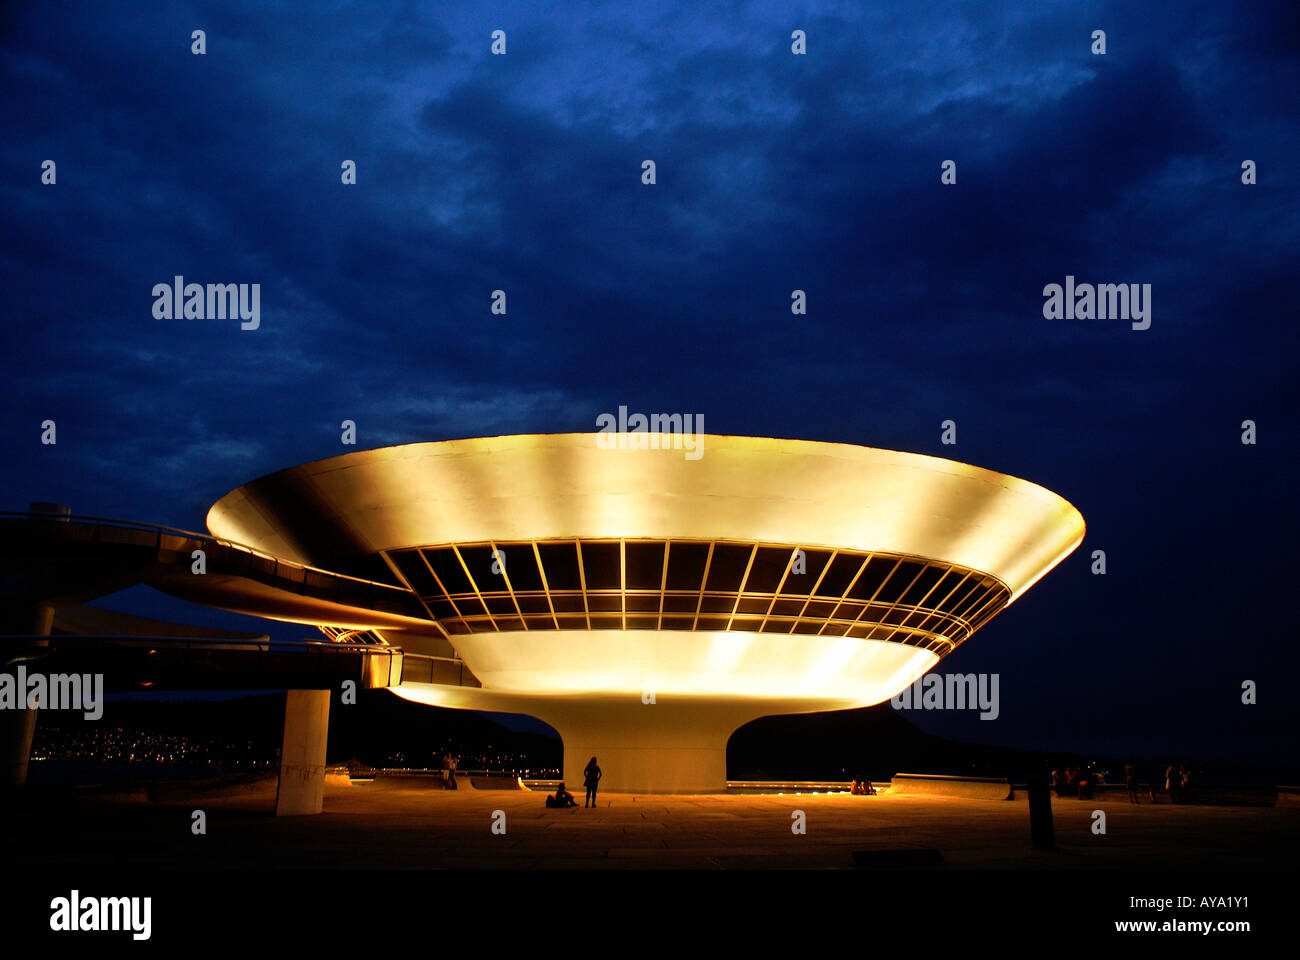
top-left (1, 0), bottom-right (1296, 758)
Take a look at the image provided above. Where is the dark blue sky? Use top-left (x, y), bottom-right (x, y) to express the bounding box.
top-left (3, 1), bottom-right (1296, 764)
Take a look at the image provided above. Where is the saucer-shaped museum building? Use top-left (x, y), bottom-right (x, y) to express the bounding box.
top-left (205, 434), bottom-right (1085, 793)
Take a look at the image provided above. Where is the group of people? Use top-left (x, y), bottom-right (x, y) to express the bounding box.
top-left (1122, 760), bottom-right (1193, 803)
top-left (850, 777), bottom-right (876, 795)
top-left (1050, 760), bottom-right (1194, 804)
top-left (1051, 765), bottom-right (1106, 799)
top-left (547, 757), bottom-right (603, 808)
top-left (1153, 762), bottom-right (1192, 803)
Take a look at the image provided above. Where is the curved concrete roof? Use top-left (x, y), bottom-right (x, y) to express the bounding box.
top-left (206, 434), bottom-right (1084, 599)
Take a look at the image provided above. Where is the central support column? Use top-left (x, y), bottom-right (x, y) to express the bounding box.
top-left (532, 697), bottom-right (763, 795)
top-left (275, 689), bottom-right (331, 816)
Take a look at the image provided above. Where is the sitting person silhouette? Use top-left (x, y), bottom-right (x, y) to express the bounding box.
top-left (545, 782), bottom-right (578, 808)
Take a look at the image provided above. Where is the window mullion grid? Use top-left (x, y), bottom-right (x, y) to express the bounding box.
top-left (489, 539), bottom-right (526, 629)
top-left (575, 540), bottom-right (591, 630)
top-left (691, 542), bottom-right (716, 632)
top-left (655, 541), bottom-right (669, 630)
top-left (885, 562), bottom-right (957, 640)
top-left (377, 549), bottom-right (453, 643)
top-left (936, 575), bottom-right (988, 628)
top-left (793, 550), bottom-right (838, 633)
top-left (821, 552), bottom-right (872, 635)
top-left (724, 544), bottom-right (758, 631)
top-left (961, 583), bottom-right (1009, 634)
top-left (874, 561), bottom-right (934, 645)
top-left (948, 577), bottom-right (997, 626)
top-left (852, 555), bottom-right (903, 635)
top-left (531, 541), bottom-right (559, 630)
top-left (757, 545), bottom-right (800, 633)
top-left (453, 543), bottom-right (498, 632)
top-left (418, 548), bottom-right (470, 632)
top-left (908, 567), bottom-right (972, 641)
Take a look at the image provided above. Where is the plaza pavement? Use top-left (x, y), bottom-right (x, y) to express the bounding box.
top-left (10, 779), bottom-right (1297, 870)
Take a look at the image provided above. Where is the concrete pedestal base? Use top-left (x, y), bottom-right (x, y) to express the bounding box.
top-left (275, 690), bottom-right (330, 816)
top-left (529, 697), bottom-right (768, 795)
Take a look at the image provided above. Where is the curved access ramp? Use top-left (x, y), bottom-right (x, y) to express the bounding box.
top-left (0, 512), bottom-right (435, 633)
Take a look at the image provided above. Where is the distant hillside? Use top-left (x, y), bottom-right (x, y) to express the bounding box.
top-left (35, 690), bottom-right (1294, 785)
top-left (728, 704), bottom-right (1297, 786)
top-left (728, 703), bottom-right (1054, 781)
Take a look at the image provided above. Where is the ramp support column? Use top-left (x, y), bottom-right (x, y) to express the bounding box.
top-left (2, 603), bottom-right (55, 786)
top-left (275, 689), bottom-right (330, 816)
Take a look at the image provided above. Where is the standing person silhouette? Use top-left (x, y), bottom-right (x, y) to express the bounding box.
top-left (444, 751), bottom-right (458, 791)
top-left (583, 756), bottom-right (602, 808)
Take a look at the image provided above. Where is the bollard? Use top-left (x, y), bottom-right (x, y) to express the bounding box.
top-left (1028, 771), bottom-right (1055, 849)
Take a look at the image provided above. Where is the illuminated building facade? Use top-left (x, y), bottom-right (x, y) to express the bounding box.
top-left (200, 434), bottom-right (1084, 793)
